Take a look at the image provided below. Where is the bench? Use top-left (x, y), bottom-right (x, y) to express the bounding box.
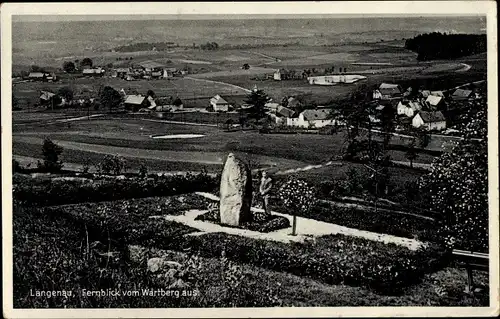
top-left (452, 249), bottom-right (489, 293)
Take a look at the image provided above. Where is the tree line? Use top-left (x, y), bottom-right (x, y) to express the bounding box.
top-left (404, 32), bottom-right (486, 61)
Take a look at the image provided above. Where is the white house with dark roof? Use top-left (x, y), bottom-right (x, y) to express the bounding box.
top-left (412, 111), bottom-right (447, 131)
top-left (287, 109), bottom-right (336, 128)
top-left (210, 95), bottom-right (232, 112)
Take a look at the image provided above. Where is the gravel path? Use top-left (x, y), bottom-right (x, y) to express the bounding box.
top-left (154, 192), bottom-right (426, 250)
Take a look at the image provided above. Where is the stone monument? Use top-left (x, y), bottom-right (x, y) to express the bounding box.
top-left (219, 153), bottom-right (252, 226)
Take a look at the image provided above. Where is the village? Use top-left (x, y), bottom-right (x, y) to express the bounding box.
top-left (21, 59), bottom-right (486, 138)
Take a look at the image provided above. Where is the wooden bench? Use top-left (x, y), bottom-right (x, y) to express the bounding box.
top-left (452, 249), bottom-right (489, 293)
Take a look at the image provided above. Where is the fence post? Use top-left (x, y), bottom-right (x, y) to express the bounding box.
top-left (292, 215), bottom-right (297, 236)
top-left (466, 263), bottom-right (474, 293)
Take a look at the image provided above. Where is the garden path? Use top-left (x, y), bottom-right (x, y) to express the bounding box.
top-left (150, 192), bottom-right (426, 250)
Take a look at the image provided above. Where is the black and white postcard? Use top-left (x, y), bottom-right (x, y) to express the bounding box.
top-left (1, 1), bottom-right (498, 318)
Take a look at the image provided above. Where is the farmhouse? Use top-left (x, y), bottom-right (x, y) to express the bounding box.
top-left (287, 109), bottom-right (334, 128)
top-left (373, 83), bottom-right (403, 100)
top-left (83, 68), bottom-right (105, 76)
top-left (412, 111), bottom-right (447, 131)
top-left (138, 61), bottom-right (165, 73)
top-left (210, 95), bottom-right (232, 112)
top-left (124, 95), bottom-right (149, 111)
top-left (451, 88), bottom-right (473, 101)
top-left (28, 72), bottom-right (50, 81)
top-left (397, 100), bottom-right (423, 118)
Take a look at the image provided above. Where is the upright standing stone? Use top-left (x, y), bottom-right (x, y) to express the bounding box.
top-left (219, 153), bottom-right (253, 226)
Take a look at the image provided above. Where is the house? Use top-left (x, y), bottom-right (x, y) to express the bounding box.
top-left (420, 90), bottom-right (431, 98)
top-left (412, 111), bottom-right (447, 131)
top-left (273, 70), bottom-right (282, 81)
top-left (397, 100), bottom-right (423, 117)
top-left (163, 69), bottom-right (174, 79)
top-left (138, 61), bottom-right (165, 73)
top-left (276, 105), bottom-right (295, 118)
top-left (151, 70), bottom-right (163, 79)
top-left (265, 102), bottom-right (280, 113)
top-left (114, 68), bottom-right (130, 78)
top-left (210, 95), bottom-right (232, 112)
top-left (39, 91), bottom-right (55, 106)
top-left (28, 72), bottom-right (49, 81)
top-left (82, 68), bottom-right (105, 76)
top-left (430, 91), bottom-right (445, 97)
top-left (374, 83), bottom-right (403, 100)
top-left (425, 95), bottom-right (445, 109)
top-left (287, 109), bottom-right (335, 128)
top-left (124, 95), bottom-right (148, 111)
top-left (451, 89), bottom-right (473, 101)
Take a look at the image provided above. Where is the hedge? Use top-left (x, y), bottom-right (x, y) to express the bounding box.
top-left (180, 233), bottom-right (450, 294)
top-left (13, 172), bottom-right (217, 206)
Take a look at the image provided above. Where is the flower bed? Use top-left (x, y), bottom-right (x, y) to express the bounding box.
top-left (13, 172), bottom-right (217, 206)
top-left (195, 210), bottom-right (291, 233)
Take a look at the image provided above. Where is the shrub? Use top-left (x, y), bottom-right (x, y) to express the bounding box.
top-left (138, 163), bottom-right (148, 178)
top-left (13, 173), bottom-right (217, 206)
top-left (40, 138), bottom-right (63, 172)
top-left (96, 155), bottom-right (126, 175)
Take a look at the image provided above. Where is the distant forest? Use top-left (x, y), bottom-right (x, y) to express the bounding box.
top-left (114, 42), bottom-right (179, 52)
top-left (404, 32), bottom-right (486, 61)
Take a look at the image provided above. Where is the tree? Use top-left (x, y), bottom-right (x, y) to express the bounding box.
top-left (147, 89), bottom-right (156, 98)
top-left (80, 57), bottom-right (93, 68)
top-left (30, 65), bottom-right (44, 73)
top-left (62, 61), bottom-right (76, 73)
top-left (242, 63), bottom-right (250, 70)
top-left (419, 109), bottom-right (487, 252)
top-left (99, 86), bottom-right (122, 112)
top-left (244, 89), bottom-right (270, 121)
top-left (41, 138), bottom-right (63, 172)
top-left (57, 87), bottom-right (74, 101)
top-left (405, 138), bottom-right (418, 168)
top-left (173, 97), bottom-right (183, 107)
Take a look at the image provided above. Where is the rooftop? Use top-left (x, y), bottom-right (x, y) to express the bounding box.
top-left (302, 109), bottom-right (331, 121)
top-left (418, 111), bottom-right (446, 123)
top-left (124, 95), bottom-right (146, 105)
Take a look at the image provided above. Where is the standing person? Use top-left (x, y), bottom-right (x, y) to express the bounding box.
top-left (259, 171), bottom-right (273, 217)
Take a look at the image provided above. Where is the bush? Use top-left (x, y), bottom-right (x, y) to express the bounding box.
top-left (96, 155), bottom-right (126, 175)
top-left (277, 178), bottom-right (316, 213)
top-left (13, 159), bottom-right (22, 173)
top-left (180, 233), bottom-right (450, 294)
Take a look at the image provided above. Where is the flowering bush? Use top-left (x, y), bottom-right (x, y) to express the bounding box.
top-left (277, 178), bottom-right (316, 213)
top-left (419, 109), bottom-right (488, 252)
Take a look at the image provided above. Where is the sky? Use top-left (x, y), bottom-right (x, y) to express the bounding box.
top-left (13, 13), bottom-right (485, 23)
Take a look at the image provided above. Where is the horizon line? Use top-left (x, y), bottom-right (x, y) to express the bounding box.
top-left (13, 13), bottom-right (486, 23)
